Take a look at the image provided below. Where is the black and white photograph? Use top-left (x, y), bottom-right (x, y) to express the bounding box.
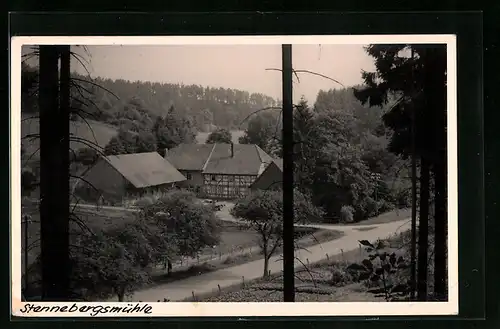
top-left (11, 35), bottom-right (457, 317)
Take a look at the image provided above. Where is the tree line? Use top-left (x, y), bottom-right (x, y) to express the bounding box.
top-left (22, 63), bottom-right (278, 132)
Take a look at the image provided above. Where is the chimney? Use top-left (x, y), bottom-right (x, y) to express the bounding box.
top-left (230, 143), bottom-right (234, 158)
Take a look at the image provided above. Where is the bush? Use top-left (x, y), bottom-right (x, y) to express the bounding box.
top-left (329, 263), bottom-right (354, 287)
top-left (135, 196), bottom-right (154, 208)
top-left (355, 196), bottom-right (379, 219)
top-left (340, 205), bottom-right (355, 223)
top-left (377, 199), bottom-right (395, 213)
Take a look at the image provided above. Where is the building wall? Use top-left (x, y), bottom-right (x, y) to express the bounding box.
top-left (250, 163), bottom-right (282, 191)
top-left (81, 158), bottom-right (127, 200)
top-left (131, 182), bottom-right (177, 196)
top-left (203, 173), bottom-right (257, 199)
top-left (177, 170), bottom-right (204, 193)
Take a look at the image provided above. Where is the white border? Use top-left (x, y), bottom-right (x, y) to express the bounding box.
top-left (10, 35), bottom-right (458, 317)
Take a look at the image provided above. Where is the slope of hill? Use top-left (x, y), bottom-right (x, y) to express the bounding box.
top-left (72, 73), bottom-right (279, 132)
top-left (21, 114), bottom-right (118, 161)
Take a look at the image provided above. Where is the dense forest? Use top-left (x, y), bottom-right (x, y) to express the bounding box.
top-left (22, 63), bottom-right (278, 132)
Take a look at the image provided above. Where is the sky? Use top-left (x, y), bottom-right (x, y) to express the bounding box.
top-left (69, 44), bottom-right (375, 103)
top-left (23, 44), bottom-right (376, 103)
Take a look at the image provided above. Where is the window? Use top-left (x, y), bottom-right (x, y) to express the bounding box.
top-left (211, 175), bottom-right (216, 181)
top-left (186, 172), bottom-right (192, 180)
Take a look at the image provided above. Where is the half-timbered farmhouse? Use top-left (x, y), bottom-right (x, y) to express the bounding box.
top-left (165, 143), bottom-right (276, 199)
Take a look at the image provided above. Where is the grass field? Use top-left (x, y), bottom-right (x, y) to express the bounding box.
top-left (196, 130), bottom-right (245, 144)
top-left (21, 114), bottom-right (118, 161)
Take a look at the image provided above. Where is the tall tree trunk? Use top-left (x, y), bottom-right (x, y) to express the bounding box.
top-left (417, 156), bottom-right (430, 301)
top-left (39, 46), bottom-right (70, 300)
top-left (433, 156), bottom-right (447, 300)
top-left (281, 44), bottom-right (295, 302)
top-left (430, 47), bottom-right (448, 301)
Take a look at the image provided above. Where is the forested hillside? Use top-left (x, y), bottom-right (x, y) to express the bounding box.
top-left (61, 72), bottom-right (277, 132)
top-left (21, 63), bottom-right (278, 156)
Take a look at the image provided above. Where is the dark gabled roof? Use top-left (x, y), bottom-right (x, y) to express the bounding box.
top-left (203, 143), bottom-right (274, 176)
top-left (165, 144), bottom-right (215, 171)
top-left (165, 143), bottom-right (275, 176)
top-left (102, 152), bottom-right (186, 188)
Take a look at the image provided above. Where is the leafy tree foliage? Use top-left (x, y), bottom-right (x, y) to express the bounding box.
top-left (26, 190), bottom-right (220, 302)
top-left (103, 129), bottom-right (157, 156)
top-left (153, 106), bottom-right (197, 156)
top-left (138, 190), bottom-right (221, 258)
top-left (292, 91), bottom-right (409, 222)
top-left (239, 110), bottom-right (281, 155)
top-left (231, 189), bottom-right (323, 277)
top-left (206, 128), bottom-right (233, 144)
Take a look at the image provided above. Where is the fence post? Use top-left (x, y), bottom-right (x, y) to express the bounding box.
top-left (218, 284), bottom-right (221, 295)
top-left (306, 258), bottom-right (310, 266)
top-left (326, 253), bottom-right (329, 261)
top-left (192, 291), bottom-right (196, 301)
top-left (242, 276), bottom-right (245, 287)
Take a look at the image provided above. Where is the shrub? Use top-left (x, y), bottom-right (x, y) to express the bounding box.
top-left (135, 196), bottom-right (154, 208)
top-left (377, 199), bottom-right (395, 213)
top-left (340, 205), bottom-right (355, 223)
top-left (355, 197), bottom-right (379, 219)
top-left (329, 263), bottom-right (354, 287)
top-left (347, 239), bottom-right (412, 301)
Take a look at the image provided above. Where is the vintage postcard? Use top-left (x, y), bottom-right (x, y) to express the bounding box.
top-left (11, 35), bottom-right (457, 317)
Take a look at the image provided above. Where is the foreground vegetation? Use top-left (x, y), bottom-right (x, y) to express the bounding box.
top-left (193, 229), bottom-right (441, 302)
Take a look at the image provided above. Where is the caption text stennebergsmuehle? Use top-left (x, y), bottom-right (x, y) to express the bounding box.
top-left (19, 303), bottom-right (153, 317)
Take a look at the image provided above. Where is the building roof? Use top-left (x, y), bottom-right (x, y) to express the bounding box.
top-left (102, 152), bottom-right (186, 188)
top-left (166, 143), bottom-right (275, 176)
top-left (250, 158), bottom-right (283, 190)
top-left (165, 144), bottom-right (215, 171)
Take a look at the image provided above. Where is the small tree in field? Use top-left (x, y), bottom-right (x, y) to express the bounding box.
top-left (139, 189), bottom-right (221, 258)
top-left (206, 128), bottom-right (233, 144)
top-left (231, 189), bottom-right (323, 278)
